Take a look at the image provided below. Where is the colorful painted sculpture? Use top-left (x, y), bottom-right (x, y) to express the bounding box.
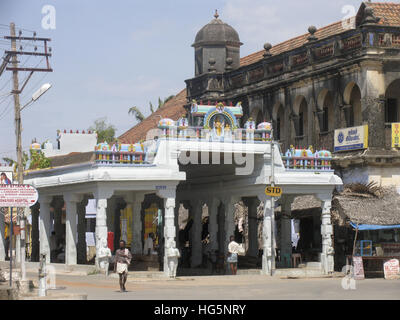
top-left (256, 122), bottom-right (272, 141)
top-left (282, 146), bottom-right (332, 171)
top-left (158, 118), bottom-right (176, 137)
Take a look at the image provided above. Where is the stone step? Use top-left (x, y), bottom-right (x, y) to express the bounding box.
top-left (273, 268), bottom-right (324, 278)
top-left (237, 269), bottom-right (261, 275)
top-left (305, 262), bottom-right (322, 269)
top-left (110, 271), bottom-right (165, 279)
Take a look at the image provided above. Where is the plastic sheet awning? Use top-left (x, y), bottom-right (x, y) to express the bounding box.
top-left (350, 222), bottom-right (400, 231)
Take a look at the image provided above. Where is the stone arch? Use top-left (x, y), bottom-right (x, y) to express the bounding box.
top-left (317, 88), bottom-right (330, 111)
top-left (317, 89), bottom-right (335, 132)
top-left (250, 107), bottom-right (263, 124)
top-left (293, 95), bottom-right (307, 116)
top-left (385, 79), bottom-right (400, 123)
top-left (293, 96), bottom-right (308, 138)
top-left (343, 82), bottom-right (362, 127)
top-left (272, 102), bottom-right (285, 141)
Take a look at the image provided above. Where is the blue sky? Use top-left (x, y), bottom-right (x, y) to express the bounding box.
top-left (0, 0), bottom-right (395, 160)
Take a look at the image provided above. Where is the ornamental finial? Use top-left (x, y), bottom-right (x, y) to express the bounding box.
top-left (214, 9), bottom-right (219, 19)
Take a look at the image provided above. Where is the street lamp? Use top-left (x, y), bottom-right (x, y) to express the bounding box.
top-left (15, 83), bottom-right (52, 283)
top-left (20, 83), bottom-right (52, 111)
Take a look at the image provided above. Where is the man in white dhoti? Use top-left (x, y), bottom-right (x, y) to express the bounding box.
top-left (114, 240), bottom-right (132, 292)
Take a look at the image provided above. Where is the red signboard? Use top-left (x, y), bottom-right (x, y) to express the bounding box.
top-left (0, 184), bottom-right (38, 207)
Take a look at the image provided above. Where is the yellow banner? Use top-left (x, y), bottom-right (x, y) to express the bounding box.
top-left (120, 205), bottom-right (133, 246)
top-left (392, 123), bottom-right (400, 148)
top-left (144, 203), bottom-right (158, 244)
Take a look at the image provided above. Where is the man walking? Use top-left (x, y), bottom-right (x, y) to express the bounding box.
top-left (114, 240), bottom-right (132, 292)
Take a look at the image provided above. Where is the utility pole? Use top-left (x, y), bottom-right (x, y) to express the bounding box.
top-left (10, 22), bottom-right (25, 282)
top-left (270, 128), bottom-right (276, 275)
top-left (4, 22), bottom-right (53, 284)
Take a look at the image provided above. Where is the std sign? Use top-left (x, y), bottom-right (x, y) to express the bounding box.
top-left (0, 184), bottom-right (38, 207)
top-left (265, 186), bottom-right (282, 197)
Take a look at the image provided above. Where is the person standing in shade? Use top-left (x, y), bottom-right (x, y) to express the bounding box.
top-left (227, 235), bottom-right (239, 275)
top-left (114, 240), bottom-right (132, 292)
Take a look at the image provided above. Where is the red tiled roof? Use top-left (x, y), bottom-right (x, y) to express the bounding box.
top-left (363, 2), bottom-right (400, 26)
top-left (119, 2), bottom-right (400, 143)
top-left (118, 89), bottom-right (187, 143)
top-left (239, 20), bottom-right (346, 67)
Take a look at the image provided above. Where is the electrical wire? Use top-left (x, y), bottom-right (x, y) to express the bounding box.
top-left (0, 96), bottom-right (13, 120)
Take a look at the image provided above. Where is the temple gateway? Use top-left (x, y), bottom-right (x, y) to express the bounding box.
top-left (2, 2), bottom-right (400, 278)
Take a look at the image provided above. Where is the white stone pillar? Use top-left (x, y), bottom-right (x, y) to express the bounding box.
top-left (280, 197), bottom-right (293, 267)
top-left (258, 194), bottom-right (273, 275)
top-left (319, 195), bottom-right (334, 274)
top-left (39, 195), bottom-right (52, 263)
top-left (94, 188), bottom-right (113, 269)
top-left (130, 193), bottom-right (145, 255)
top-left (64, 194), bottom-right (81, 266)
top-left (190, 199), bottom-right (203, 268)
top-left (0, 208), bottom-right (5, 261)
top-left (163, 196), bottom-right (176, 276)
top-left (206, 198), bottom-right (219, 251)
top-left (174, 202), bottom-right (180, 252)
top-left (223, 196), bottom-right (238, 258)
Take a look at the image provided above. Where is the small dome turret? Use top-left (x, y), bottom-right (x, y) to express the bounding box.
top-left (192, 10), bottom-right (242, 76)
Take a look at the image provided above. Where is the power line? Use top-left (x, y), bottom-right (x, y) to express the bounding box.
top-left (0, 23), bottom-right (35, 33)
top-left (0, 96), bottom-right (13, 120)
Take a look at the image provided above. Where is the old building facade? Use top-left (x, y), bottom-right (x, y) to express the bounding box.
top-left (185, 2), bottom-right (400, 190)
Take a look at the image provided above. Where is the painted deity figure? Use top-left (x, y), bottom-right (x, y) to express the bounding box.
top-left (224, 123), bottom-right (232, 141)
top-left (166, 239), bottom-right (180, 278)
top-left (214, 118), bottom-right (223, 136)
top-left (97, 239), bottom-right (112, 276)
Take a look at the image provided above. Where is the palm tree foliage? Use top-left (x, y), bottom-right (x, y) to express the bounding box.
top-left (128, 95), bottom-right (175, 123)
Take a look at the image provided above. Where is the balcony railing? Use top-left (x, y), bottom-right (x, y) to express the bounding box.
top-left (94, 141), bottom-right (158, 166)
top-left (158, 127), bottom-right (272, 143)
top-left (282, 148), bottom-right (333, 171)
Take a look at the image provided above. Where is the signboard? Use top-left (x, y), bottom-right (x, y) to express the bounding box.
top-left (0, 184), bottom-right (38, 207)
top-left (392, 123), bottom-right (400, 148)
top-left (334, 125), bottom-right (368, 152)
top-left (265, 186), bottom-right (282, 197)
top-left (383, 259), bottom-right (399, 280)
top-left (353, 256), bottom-right (365, 280)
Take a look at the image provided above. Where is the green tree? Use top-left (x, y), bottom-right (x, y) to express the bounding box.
top-left (28, 150), bottom-right (51, 170)
top-left (88, 117), bottom-right (116, 143)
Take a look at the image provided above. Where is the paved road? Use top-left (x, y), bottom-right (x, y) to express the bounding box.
top-left (26, 272), bottom-right (400, 300)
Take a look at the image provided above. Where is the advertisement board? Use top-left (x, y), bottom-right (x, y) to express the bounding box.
top-left (334, 125), bottom-right (368, 152)
top-left (392, 123), bottom-right (400, 148)
top-left (0, 184), bottom-right (38, 207)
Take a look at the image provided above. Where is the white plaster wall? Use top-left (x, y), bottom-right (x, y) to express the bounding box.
top-left (368, 166), bottom-right (400, 188)
top-left (43, 132), bottom-right (97, 157)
